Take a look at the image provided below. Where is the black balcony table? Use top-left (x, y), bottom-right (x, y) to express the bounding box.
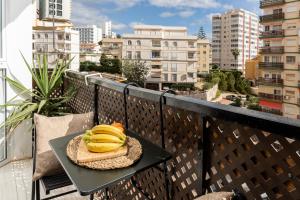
top-left (49, 130), bottom-right (172, 199)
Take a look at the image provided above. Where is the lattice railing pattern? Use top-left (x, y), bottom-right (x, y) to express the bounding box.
top-left (205, 117), bottom-right (300, 199)
top-left (62, 72), bottom-right (300, 200)
top-left (163, 105), bottom-right (203, 200)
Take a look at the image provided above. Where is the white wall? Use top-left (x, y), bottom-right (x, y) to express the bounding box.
top-left (0, 0), bottom-right (34, 166)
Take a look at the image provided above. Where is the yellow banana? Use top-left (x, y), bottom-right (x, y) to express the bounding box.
top-left (89, 134), bottom-right (124, 144)
top-left (87, 142), bottom-right (123, 153)
top-left (92, 125), bottom-right (126, 141)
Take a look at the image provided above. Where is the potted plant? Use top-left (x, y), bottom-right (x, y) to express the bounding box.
top-left (0, 54), bottom-right (76, 132)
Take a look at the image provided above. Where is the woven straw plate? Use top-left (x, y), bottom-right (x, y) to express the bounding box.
top-left (66, 135), bottom-right (142, 170)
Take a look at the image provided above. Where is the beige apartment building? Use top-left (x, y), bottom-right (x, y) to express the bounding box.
top-left (259, 0), bottom-right (300, 119)
top-left (212, 9), bottom-right (260, 72)
top-left (122, 25), bottom-right (198, 90)
top-left (196, 39), bottom-right (211, 74)
top-left (101, 38), bottom-right (123, 59)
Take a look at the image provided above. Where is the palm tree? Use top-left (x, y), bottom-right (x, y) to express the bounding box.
top-left (231, 49), bottom-right (240, 69)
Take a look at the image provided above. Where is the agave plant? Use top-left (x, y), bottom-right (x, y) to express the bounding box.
top-left (0, 54), bottom-right (76, 132)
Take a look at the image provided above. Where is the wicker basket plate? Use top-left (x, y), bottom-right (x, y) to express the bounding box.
top-left (66, 135), bottom-right (142, 170)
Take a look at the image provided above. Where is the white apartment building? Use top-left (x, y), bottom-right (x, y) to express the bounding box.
top-left (196, 39), bottom-right (211, 74)
top-left (122, 25), bottom-right (198, 90)
top-left (212, 9), bottom-right (259, 72)
top-left (103, 21), bottom-right (112, 38)
top-left (33, 26), bottom-right (80, 70)
top-left (39, 0), bottom-right (71, 21)
top-left (74, 25), bottom-right (102, 53)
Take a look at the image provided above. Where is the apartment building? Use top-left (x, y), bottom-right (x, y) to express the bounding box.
top-left (39, 0), bottom-right (71, 21)
top-left (101, 38), bottom-right (123, 59)
top-left (196, 39), bottom-right (211, 74)
top-left (33, 21), bottom-right (80, 69)
top-left (73, 25), bottom-right (102, 53)
top-left (212, 9), bottom-right (260, 72)
top-left (122, 25), bottom-right (198, 90)
top-left (259, 0), bottom-right (300, 119)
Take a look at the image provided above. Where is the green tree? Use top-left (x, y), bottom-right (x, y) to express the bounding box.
top-left (80, 61), bottom-right (98, 72)
top-left (197, 26), bottom-right (207, 39)
top-left (100, 53), bottom-right (110, 67)
top-left (218, 72), bottom-right (228, 91)
top-left (122, 60), bottom-right (149, 86)
top-left (116, 34), bottom-right (122, 38)
top-left (231, 49), bottom-right (240, 68)
top-left (226, 72), bottom-right (236, 92)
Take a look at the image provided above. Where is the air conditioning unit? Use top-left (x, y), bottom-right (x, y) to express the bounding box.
top-left (284, 95), bottom-right (290, 100)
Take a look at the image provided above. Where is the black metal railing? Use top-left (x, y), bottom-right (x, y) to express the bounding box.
top-left (259, 62), bottom-right (284, 69)
top-left (260, 13), bottom-right (284, 23)
top-left (258, 77), bottom-right (284, 86)
top-left (259, 92), bottom-right (283, 101)
top-left (260, 46), bottom-right (284, 54)
top-left (260, 30), bottom-right (284, 38)
top-left (260, 0), bottom-right (285, 8)
top-left (62, 71), bottom-right (300, 200)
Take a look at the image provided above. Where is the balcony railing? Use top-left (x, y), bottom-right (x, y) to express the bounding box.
top-left (260, 13), bottom-right (284, 23)
top-left (260, 0), bottom-right (285, 8)
top-left (258, 77), bottom-right (283, 86)
top-left (61, 71), bottom-right (300, 200)
top-left (260, 46), bottom-right (284, 54)
top-left (260, 30), bottom-right (284, 38)
top-left (258, 62), bottom-right (284, 69)
top-left (259, 92), bottom-right (283, 101)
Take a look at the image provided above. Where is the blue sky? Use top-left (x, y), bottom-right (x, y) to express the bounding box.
top-left (72, 0), bottom-right (260, 37)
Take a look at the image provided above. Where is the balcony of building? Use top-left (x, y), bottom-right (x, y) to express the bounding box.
top-left (260, 30), bottom-right (284, 39)
top-left (260, 46), bottom-right (284, 54)
top-left (257, 77), bottom-right (284, 86)
top-left (259, 92), bottom-right (283, 101)
top-left (258, 62), bottom-right (284, 70)
top-left (260, 13), bottom-right (284, 23)
top-left (260, 0), bottom-right (285, 8)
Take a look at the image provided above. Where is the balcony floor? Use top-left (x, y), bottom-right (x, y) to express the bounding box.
top-left (0, 159), bottom-right (89, 200)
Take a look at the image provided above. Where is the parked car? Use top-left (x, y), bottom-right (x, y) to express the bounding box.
top-left (225, 95), bottom-right (237, 101)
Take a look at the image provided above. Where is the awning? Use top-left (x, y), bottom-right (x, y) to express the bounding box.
top-left (259, 100), bottom-right (282, 110)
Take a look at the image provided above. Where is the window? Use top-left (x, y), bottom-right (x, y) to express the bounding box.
top-left (45, 33), bottom-right (48, 39)
top-left (0, 69), bottom-right (6, 161)
top-left (66, 34), bottom-right (70, 40)
top-left (136, 40), bottom-right (141, 46)
top-left (163, 64), bottom-right (168, 71)
top-left (135, 51), bottom-right (141, 59)
top-left (286, 56), bottom-right (296, 64)
top-left (57, 4), bottom-right (62, 10)
top-left (171, 64), bottom-right (177, 72)
top-left (171, 74), bottom-right (177, 82)
top-left (126, 51), bottom-right (132, 59)
top-left (286, 73), bottom-right (295, 81)
top-left (188, 73), bottom-right (194, 78)
top-left (128, 40), bottom-right (132, 46)
top-left (173, 42), bottom-right (177, 47)
top-left (58, 33), bottom-right (63, 40)
top-left (57, 11), bottom-right (62, 16)
top-left (164, 41), bottom-right (168, 47)
top-left (164, 74), bottom-right (168, 81)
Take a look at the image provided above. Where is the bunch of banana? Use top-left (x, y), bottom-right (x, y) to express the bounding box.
top-left (82, 123), bottom-right (126, 153)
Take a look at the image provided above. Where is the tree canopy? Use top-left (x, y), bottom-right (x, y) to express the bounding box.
top-left (122, 60), bottom-right (149, 86)
top-left (197, 26), bottom-right (207, 39)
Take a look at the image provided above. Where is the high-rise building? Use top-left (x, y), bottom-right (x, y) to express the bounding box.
top-left (212, 9), bottom-right (259, 72)
top-left (39, 0), bottom-right (72, 21)
top-left (122, 25), bottom-right (198, 90)
top-left (196, 39), bottom-right (211, 74)
top-left (259, 0), bottom-right (300, 119)
top-left (73, 25), bottom-right (102, 52)
top-left (103, 21), bottom-right (112, 38)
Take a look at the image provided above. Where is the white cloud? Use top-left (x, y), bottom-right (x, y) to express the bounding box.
top-left (129, 22), bottom-right (145, 29)
top-left (178, 10), bottom-right (195, 18)
top-left (223, 4), bottom-right (234, 10)
top-left (160, 12), bottom-right (176, 18)
top-left (81, 0), bottom-right (142, 10)
top-left (112, 22), bottom-right (128, 30)
top-left (150, 0), bottom-right (220, 9)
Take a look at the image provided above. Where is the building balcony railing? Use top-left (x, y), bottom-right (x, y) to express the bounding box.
top-left (257, 77), bottom-right (283, 86)
top-left (58, 71), bottom-right (300, 200)
top-left (258, 62), bottom-right (284, 69)
top-left (260, 13), bottom-right (284, 23)
top-left (260, 46), bottom-right (284, 54)
top-left (259, 92), bottom-right (283, 101)
top-left (260, 0), bottom-right (285, 8)
top-left (260, 30), bottom-right (284, 39)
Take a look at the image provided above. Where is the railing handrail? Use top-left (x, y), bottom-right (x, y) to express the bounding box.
top-left (65, 71), bottom-right (300, 139)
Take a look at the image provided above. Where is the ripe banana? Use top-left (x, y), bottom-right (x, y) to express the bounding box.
top-left (87, 142), bottom-right (123, 153)
top-left (92, 125), bottom-right (126, 141)
top-left (89, 134), bottom-right (124, 144)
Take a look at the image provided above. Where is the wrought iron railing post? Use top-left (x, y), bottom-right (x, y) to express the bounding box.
top-left (201, 116), bottom-right (211, 195)
top-left (159, 90), bottom-right (176, 200)
top-left (94, 84), bottom-right (99, 125)
top-left (123, 83), bottom-right (139, 129)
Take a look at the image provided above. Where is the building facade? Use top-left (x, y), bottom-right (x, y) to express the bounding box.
top-left (73, 25), bottom-right (102, 53)
top-left (39, 0), bottom-right (71, 21)
top-left (101, 38), bottom-right (123, 59)
top-left (212, 9), bottom-right (260, 72)
top-left (259, 0), bottom-right (300, 119)
top-left (122, 25), bottom-right (198, 90)
top-left (196, 39), bottom-right (211, 74)
top-left (33, 23), bottom-right (80, 70)
top-left (103, 21), bottom-right (112, 38)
